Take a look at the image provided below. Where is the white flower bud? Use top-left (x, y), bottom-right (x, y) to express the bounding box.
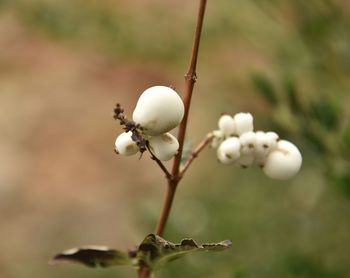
top-left (263, 140), bottom-right (302, 180)
top-left (210, 130), bottom-right (225, 148)
top-left (217, 137), bottom-right (241, 164)
top-left (239, 131), bottom-right (256, 155)
top-left (218, 114), bottom-right (236, 136)
top-left (236, 153), bottom-right (255, 168)
top-left (148, 133), bottom-right (179, 161)
top-left (233, 113), bottom-right (254, 135)
top-left (115, 131), bottom-right (139, 156)
top-left (133, 86), bottom-right (184, 136)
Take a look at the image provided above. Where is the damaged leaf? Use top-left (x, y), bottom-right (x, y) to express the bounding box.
top-left (51, 246), bottom-right (132, 268)
top-left (136, 234), bottom-right (232, 270)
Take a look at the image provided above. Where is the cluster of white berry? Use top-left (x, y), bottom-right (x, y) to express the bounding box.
top-left (115, 86), bottom-right (184, 161)
top-left (211, 113), bottom-right (302, 180)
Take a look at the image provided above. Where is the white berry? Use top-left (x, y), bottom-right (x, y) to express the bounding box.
top-left (133, 86), bottom-right (184, 136)
top-left (239, 131), bottom-right (256, 155)
top-left (234, 113), bottom-right (254, 135)
top-left (236, 153), bottom-right (255, 168)
top-left (266, 131), bottom-right (279, 143)
top-left (148, 133), bottom-right (179, 161)
top-left (218, 114), bottom-right (236, 136)
top-left (255, 131), bottom-right (276, 167)
top-left (217, 137), bottom-right (241, 164)
top-left (115, 131), bottom-right (139, 156)
top-left (263, 140), bottom-right (302, 180)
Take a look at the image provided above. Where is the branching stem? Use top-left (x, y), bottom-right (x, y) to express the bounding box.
top-left (146, 143), bottom-right (172, 180)
top-left (179, 134), bottom-right (214, 179)
top-left (139, 1), bottom-right (207, 276)
top-left (155, 0), bottom-right (207, 237)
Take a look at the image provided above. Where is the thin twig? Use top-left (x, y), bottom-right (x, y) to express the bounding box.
top-left (146, 143), bottom-right (172, 180)
top-left (154, 0), bottom-right (207, 238)
top-left (138, 266), bottom-right (151, 278)
top-left (171, 0), bottom-right (207, 178)
top-left (179, 134), bottom-right (214, 179)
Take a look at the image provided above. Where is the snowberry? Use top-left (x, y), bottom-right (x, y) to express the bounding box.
top-left (239, 131), bottom-right (256, 155)
top-left (255, 131), bottom-right (278, 167)
top-left (148, 133), bottom-right (179, 161)
top-left (132, 86), bottom-right (184, 136)
top-left (263, 140), bottom-right (302, 180)
top-left (217, 137), bottom-right (241, 164)
top-left (265, 131), bottom-right (279, 150)
top-left (115, 131), bottom-right (139, 156)
top-left (236, 153), bottom-right (255, 168)
top-left (218, 114), bottom-right (236, 136)
top-left (233, 113), bottom-right (254, 135)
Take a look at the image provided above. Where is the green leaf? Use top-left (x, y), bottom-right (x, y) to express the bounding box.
top-left (284, 78), bottom-right (302, 114)
top-left (136, 234), bottom-right (232, 271)
top-left (308, 97), bottom-right (340, 131)
top-left (343, 127), bottom-right (350, 150)
top-left (251, 73), bottom-right (278, 106)
top-left (332, 174), bottom-right (350, 198)
top-left (301, 127), bottom-right (327, 155)
top-left (51, 246), bottom-right (132, 268)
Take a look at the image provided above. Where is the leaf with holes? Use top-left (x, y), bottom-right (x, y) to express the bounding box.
top-left (51, 246), bottom-right (132, 268)
top-left (136, 234), bottom-right (232, 271)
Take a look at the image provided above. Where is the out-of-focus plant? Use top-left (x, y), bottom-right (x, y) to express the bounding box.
top-left (50, 1), bottom-right (304, 277)
top-left (252, 72), bottom-right (349, 197)
top-left (250, 0), bottom-right (350, 198)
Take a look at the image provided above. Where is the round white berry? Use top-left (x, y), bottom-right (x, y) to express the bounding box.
top-left (115, 131), bottom-right (139, 156)
top-left (217, 137), bottom-right (241, 164)
top-left (255, 131), bottom-right (269, 150)
top-left (133, 86), bottom-right (184, 136)
top-left (148, 133), bottom-right (179, 161)
top-left (218, 114), bottom-right (236, 136)
top-left (233, 113), bottom-right (254, 135)
top-left (266, 131), bottom-right (279, 142)
top-left (239, 131), bottom-right (256, 155)
top-left (263, 140), bottom-right (302, 180)
top-left (236, 153), bottom-right (255, 168)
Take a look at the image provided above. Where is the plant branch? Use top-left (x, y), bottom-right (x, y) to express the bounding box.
top-left (154, 0), bottom-right (207, 238)
top-left (146, 143), bottom-right (172, 180)
top-left (179, 134), bottom-right (214, 179)
top-left (138, 266), bottom-right (151, 278)
top-left (171, 0), bottom-right (207, 178)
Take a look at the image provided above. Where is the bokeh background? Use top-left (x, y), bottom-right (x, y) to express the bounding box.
top-left (1, 0), bottom-right (350, 277)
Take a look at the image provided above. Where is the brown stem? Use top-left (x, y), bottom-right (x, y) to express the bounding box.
top-left (138, 266), bottom-right (151, 278)
top-left (154, 0), bottom-right (207, 238)
top-left (179, 134), bottom-right (214, 179)
top-left (146, 143), bottom-right (172, 180)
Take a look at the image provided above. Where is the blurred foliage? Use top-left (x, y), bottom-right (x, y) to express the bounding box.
top-left (0, 0), bottom-right (193, 63)
top-left (1, 0), bottom-right (350, 277)
top-left (251, 0), bottom-right (350, 199)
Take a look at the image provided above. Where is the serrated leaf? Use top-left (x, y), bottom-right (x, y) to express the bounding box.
top-left (136, 234), bottom-right (231, 270)
top-left (51, 246), bottom-right (132, 268)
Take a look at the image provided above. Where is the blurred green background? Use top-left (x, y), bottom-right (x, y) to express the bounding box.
top-left (1, 0), bottom-right (350, 277)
